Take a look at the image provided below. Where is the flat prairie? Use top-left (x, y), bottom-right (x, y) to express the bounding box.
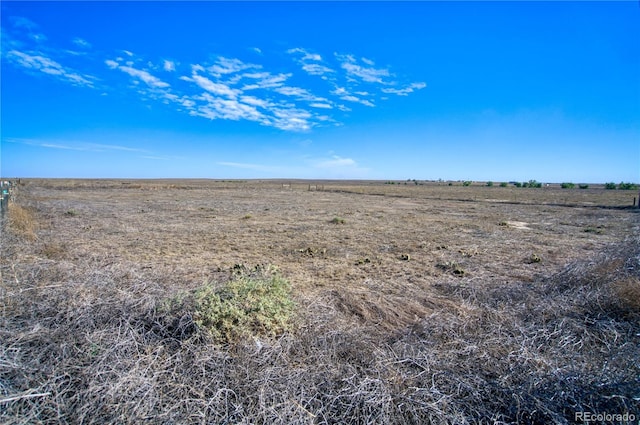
top-left (2, 179), bottom-right (639, 424)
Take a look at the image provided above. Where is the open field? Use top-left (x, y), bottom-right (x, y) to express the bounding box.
top-left (2, 179), bottom-right (639, 424)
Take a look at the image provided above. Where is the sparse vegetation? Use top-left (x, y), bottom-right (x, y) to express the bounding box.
top-left (618, 181), bottom-right (638, 190)
top-left (605, 182), bottom-right (617, 190)
top-left (184, 264), bottom-right (296, 342)
top-left (522, 179), bottom-right (542, 188)
top-left (486, 181), bottom-right (493, 187)
top-left (462, 180), bottom-right (472, 186)
top-left (578, 184), bottom-right (589, 189)
top-left (437, 260), bottom-right (466, 276)
top-left (561, 182), bottom-right (575, 189)
top-left (330, 216), bottom-right (346, 224)
top-left (499, 182), bottom-right (508, 187)
top-left (2, 180), bottom-right (638, 424)
top-left (7, 202), bottom-right (37, 240)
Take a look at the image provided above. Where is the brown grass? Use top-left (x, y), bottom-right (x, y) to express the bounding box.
top-left (1, 180), bottom-right (638, 423)
top-left (6, 202), bottom-right (37, 241)
top-left (612, 277), bottom-right (640, 313)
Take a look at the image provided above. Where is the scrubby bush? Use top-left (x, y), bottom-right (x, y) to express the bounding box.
top-left (605, 182), bottom-right (617, 190)
top-left (462, 181), bottom-right (472, 187)
top-left (522, 180), bottom-right (542, 188)
top-left (486, 181), bottom-right (494, 187)
top-left (513, 182), bottom-right (522, 188)
top-left (192, 265), bottom-right (296, 342)
top-left (618, 182), bottom-right (638, 190)
top-left (499, 182), bottom-right (508, 187)
top-left (578, 184), bottom-right (589, 189)
top-left (561, 182), bottom-right (575, 189)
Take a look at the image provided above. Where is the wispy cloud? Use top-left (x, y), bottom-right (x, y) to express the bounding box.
top-left (5, 138), bottom-right (148, 153)
top-left (106, 58), bottom-right (170, 89)
top-left (316, 155), bottom-right (357, 168)
top-left (163, 59), bottom-right (175, 72)
top-left (181, 72), bottom-right (239, 98)
top-left (241, 72), bottom-right (291, 90)
top-left (3, 16), bottom-right (425, 134)
top-left (382, 82), bottom-right (427, 96)
top-left (9, 16), bottom-right (47, 43)
top-left (72, 37), bottom-right (91, 49)
top-left (339, 95), bottom-right (375, 107)
top-left (288, 47), bottom-right (335, 77)
top-left (7, 50), bottom-right (95, 87)
top-left (120, 65), bottom-right (170, 88)
top-left (335, 53), bottom-right (391, 84)
top-left (208, 56), bottom-right (260, 75)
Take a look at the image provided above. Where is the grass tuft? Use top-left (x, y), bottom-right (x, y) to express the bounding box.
top-left (7, 202), bottom-right (37, 240)
top-left (161, 265), bottom-right (297, 343)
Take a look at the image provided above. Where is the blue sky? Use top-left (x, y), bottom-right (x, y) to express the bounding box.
top-left (1, 1), bottom-right (638, 182)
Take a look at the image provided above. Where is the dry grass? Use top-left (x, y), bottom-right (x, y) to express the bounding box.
top-left (6, 202), bottom-right (37, 241)
top-left (1, 180), bottom-right (638, 424)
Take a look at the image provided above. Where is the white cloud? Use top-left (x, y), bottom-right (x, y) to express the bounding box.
top-left (382, 82), bottom-right (427, 96)
top-left (331, 87), bottom-right (374, 107)
top-left (10, 16), bottom-right (39, 30)
top-left (240, 95), bottom-right (270, 108)
top-left (72, 37), bottom-right (91, 49)
top-left (7, 138), bottom-right (148, 153)
top-left (208, 56), bottom-right (260, 75)
top-left (336, 53), bottom-right (391, 84)
top-left (361, 57), bottom-right (375, 66)
top-left (274, 86), bottom-right (328, 103)
top-left (182, 73), bottom-right (239, 98)
top-left (340, 95), bottom-right (375, 107)
top-left (241, 72), bottom-right (291, 90)
top-left (310, 103), bottom-right (333, 109)
top-left (7, 50), bottom-right (95, 87)
top-left (302, 63), bottom-right (335, 76)
top-left (287, 47), bottom-right (321, 61)
top-left (316, 155), bottom-right (357, 168)
top-left (251, 47), bottom-right (262, 54)
top-left (118, 65), bottom-right (170, 88)
top-left (163, 60), bottom-right (175, 72)
top-left (270, 108), bottom-right (313, 131)
top-left (288, 47), bottom-right (335, 77)
top-left (122, 50), bottom-right (134, 57)
top-left (105, 59), bottom-right (119, 69)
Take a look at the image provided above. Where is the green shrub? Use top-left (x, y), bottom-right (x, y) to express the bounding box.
top-left (618, 182), bottom-right (638, 190)
top-left (486, 181), bottom-right (493, 187)
top-left (578, 184), bottom-right (589, 189)
top-left (330, 217), bottom-right (346, 224)
top-left (523, 180), bottom-right (542, 188)
top-left (561, 182), bottom-right (575, 189)
top-left (513, 182), bottom-right (522, 188)
top-left (193, 265), bottom-right (296, 342)
top-left (499, 182), bottom-right (508, 187)
top-left (462, 181), bottom-right (472, 187)
top-left (605, 182), bottom-right (617, 190)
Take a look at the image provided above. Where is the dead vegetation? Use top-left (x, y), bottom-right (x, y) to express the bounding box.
top-left (1, 180), bottom-right (638, 423)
